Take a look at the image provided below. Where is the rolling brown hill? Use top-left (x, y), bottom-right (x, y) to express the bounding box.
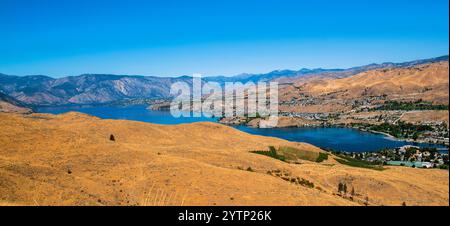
top-left (0, 112), bottom-right (448, 206)
top-left (279, 61), bottom-right (449, 113)
top-left (0, 92), bottom-right (32, 114)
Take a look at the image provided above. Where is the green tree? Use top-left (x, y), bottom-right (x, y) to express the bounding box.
top-left (338, 182), bottom-right (344, 193)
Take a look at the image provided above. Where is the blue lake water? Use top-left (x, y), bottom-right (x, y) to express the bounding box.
top-left (37, 105), bottom-right (449, 153)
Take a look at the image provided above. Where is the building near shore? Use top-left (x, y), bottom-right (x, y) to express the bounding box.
top-left (387, 161), bottom-right (434, 168)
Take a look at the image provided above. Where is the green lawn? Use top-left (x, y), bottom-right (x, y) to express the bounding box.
top-left (334, 155), bottom-right (385, 171)
top-left (251, 146), bottom-right (328, 163)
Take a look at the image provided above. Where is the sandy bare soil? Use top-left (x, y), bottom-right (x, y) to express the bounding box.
top-left (401, 110), bottom-right (449, 126)
top-left (0, 113), bottom-right (448, 206)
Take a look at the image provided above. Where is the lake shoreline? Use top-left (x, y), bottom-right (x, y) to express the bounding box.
top-left (36, 105), bottom-right (449, 153)
top-left (222, 120), bottom-right (449, 150)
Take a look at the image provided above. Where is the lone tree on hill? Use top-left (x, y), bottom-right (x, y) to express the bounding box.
top-left (338, 182), bottom-right (348, 194)
top-left (364, 196), bottom-right (369, 206)
top-left (110, 134), bottom-right (116, 142)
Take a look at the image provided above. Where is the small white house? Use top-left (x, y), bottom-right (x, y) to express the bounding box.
top-left (420, 162), bottom-right (434, 169)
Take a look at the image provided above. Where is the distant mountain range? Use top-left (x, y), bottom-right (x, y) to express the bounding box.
top-left (0, 74), bottom-right (195, 106)
top-left (205, 55), bottom-right (449, 84)
top-left (0, 55), bottom-right (448, 106)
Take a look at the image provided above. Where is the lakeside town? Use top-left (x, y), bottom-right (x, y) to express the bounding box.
top-left (329, 145), bottom-right (449, 170)
top-left (276, 110), bottom-right (449, 146)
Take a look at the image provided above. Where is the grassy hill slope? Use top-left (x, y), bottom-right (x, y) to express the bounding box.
top-left (0, 113), bottom-right (448, 206)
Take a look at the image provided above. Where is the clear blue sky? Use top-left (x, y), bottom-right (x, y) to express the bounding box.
top-left (0, 0), bottom-right (448, 77)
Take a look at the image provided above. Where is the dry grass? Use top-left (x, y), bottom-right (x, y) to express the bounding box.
top-left (278, 61), bottom-right (449, 114)
top-left (401, 110), bottom-right (449, 127)
top-left (0, 112), bottom-right (448, 206)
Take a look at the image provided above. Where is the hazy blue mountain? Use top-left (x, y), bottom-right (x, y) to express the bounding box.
top-left (204, 55), bottom-right (449, 84)
top-left (203, 68), bottom-right (344, 84)
top-left (0, 55), bottom-right (447, 106)
top-left (0, 73), bottom-right (195, 106)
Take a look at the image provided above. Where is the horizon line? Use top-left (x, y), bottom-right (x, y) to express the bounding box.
top-left (1, 54), bottom-right (448, 79)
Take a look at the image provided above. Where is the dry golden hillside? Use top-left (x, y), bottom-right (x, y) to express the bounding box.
top-left (304, 62), bottom-right (448, 103)
top-left (278, 62), bottom-right (449, 113)
top-left (0, 113), bottom-right (448, 206)
top-left (0, 101), bottom-right (32, 114)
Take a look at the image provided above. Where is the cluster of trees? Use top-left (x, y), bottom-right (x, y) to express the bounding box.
top-left (316, 153), bottom-right (329, 163)
top-left (373, 100), bottom-right (448, 111)
top-left (337, 182), bottom-right (369, 205)
top-left (338, 182), bottom-right (348, 194)
top-left (369, 121), bottom-right (433, 140)
top-left (251, 146), bottom-right (286, 162)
